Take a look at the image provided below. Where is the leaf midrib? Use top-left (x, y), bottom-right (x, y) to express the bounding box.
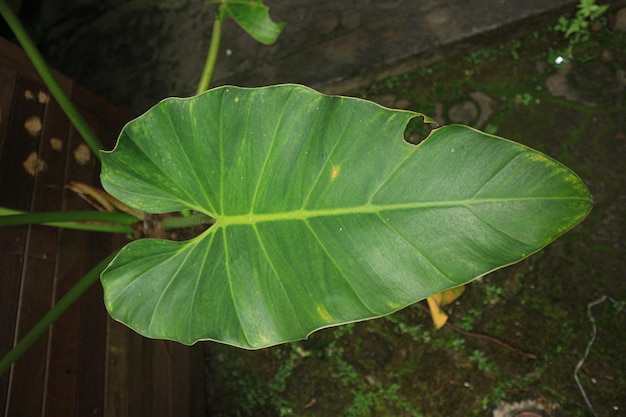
top-left (215, 195), bottom-right (587, 226)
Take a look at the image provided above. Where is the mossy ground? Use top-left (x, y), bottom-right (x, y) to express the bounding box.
top-left (206, 21), bottom-right (626, 417)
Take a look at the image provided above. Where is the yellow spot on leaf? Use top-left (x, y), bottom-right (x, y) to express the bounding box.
top-left (234, 97), bottom-right (239, 103)
top-left (316, 305), bottom-right (332, 322)
top-left (528, 153), bottom-right (549, 162)
top-left (331, 166), bottom-right (340, 180)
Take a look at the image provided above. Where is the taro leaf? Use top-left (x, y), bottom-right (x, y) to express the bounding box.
top-left (222, 0), bottom-right (284, 45)
top-left (100, 84), bottom-right (592, 349)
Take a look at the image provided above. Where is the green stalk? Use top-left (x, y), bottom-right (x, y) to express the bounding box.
top-left (195, 4), bottom-right (226, 95)
top-left (0, 208), bottom-right (137, 233)
top-left (0, 250), bottom-right (119, 375)
top-left (161, 213), bottom-right (215, 229)
top-left (0, 0), bottom-right (104, 157)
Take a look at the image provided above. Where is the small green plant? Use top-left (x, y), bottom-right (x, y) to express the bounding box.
top-left (484, 123), bottom-right (499, 135)
top-left (480, 373), bottom-right (540, 410)
top-left (553, 0), bottom-right (608, 58)
top-left (514, 92), bottom-right (534, 106)
top-left (385, 312), bottom-right (432, 343)
top-left (509, 39), bottom-right (522, 60)
top-left (468, 349), bottom-right (497, 374)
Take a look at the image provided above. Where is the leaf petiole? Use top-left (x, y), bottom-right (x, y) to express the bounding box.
top-left (0, 208), bottom-right (137, 233)
top-left (161, 213), bottom-right (215, 230)
top-left (196, 4), bottom-right (226, 94)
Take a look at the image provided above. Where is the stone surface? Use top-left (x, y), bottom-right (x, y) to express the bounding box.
top-left (448, 101), bottom-right (478, 125)
top-left (27, 0), bottom-right (579, 115)
top-left (614, 7), bottom-right (626, 32)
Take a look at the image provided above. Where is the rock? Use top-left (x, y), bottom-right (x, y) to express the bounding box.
top-left (395, 98), bottom-right (411, 109)
top-left (370, 94), bottom-right (397, 108)
top-left (545, 63), bottom-right (597, 107)
top-left (613, 7), bottom-right (626, 33)
top-left (492, 398), bottom-right (563, 417)
top-left (448, 101), bottom-right (478, 124)
top-left (470, 91), bottom-right (494, 129)
top-left (312, 11), bottom-right (339, 35)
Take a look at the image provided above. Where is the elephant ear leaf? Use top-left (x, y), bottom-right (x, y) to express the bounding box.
top-left (100, 84), bottom-right (592, 349)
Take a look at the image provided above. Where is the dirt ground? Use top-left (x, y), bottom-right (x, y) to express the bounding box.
top-left (205, 18), bottom-right (626, 417)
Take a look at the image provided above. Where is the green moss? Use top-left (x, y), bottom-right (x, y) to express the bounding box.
top-left (207, 20), bottom-right (626, 417)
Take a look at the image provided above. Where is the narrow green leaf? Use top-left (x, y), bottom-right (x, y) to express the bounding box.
top-left (100, 85), bottom-right (592, 349)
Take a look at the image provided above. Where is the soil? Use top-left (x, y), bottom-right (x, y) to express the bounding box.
top-left (204, 20), bottom-right (626, 417)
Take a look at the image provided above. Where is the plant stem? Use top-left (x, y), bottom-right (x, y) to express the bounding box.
top-left (195, 4), bottom-right (226, 95)
top-left (161, 213), bottom-right (215, 230)
top-left (0, 250), bottom-right (119, 375)
top-left (0, 0), bottom-right (104, 157)
top-left (0, 209), bottom-right (137, 233)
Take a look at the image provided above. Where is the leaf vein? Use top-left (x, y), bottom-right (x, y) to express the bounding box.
top-left (303, 219), bottom-right (374, 314)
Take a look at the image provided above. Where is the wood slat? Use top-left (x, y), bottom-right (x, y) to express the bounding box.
top-left (0, 73), bottom-right (50, 417)
top-left (0, 36), bottom-right (206, 417)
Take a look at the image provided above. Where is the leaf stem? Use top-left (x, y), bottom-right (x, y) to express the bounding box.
top-left (0, 250), bottom-right (119, 375)
top-left (195, 4), bottom-right (225, 95)
top-left (161, 213), bottom-right (215, 230)
top-left (0, 208), bottom-right (137, 233)
top-left (0, 0), bottom-right (104, 157)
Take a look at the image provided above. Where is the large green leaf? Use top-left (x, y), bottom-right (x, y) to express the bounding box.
top-left (100, 84), bottom-right (592, 349)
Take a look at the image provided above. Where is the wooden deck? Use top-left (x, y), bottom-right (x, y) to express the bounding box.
top-left (0, 37), bottom-right (205, 417)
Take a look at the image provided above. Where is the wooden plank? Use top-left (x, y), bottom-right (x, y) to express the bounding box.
top-left (0, 37), bottom-right (54, 82)
top-left (0, 74), bottom-right (50, 417)
top-left (104, 318), bottom-right (132, 416)
top-left (0, 62), bottom-right (20, 416)
top-left (105, 317), bottom-right (207, 417)
top-left (14, 70), bottom-right (70, 417)
top-left (43, 75), bottom-right (124, 417)
top-left (0, 52), bottom-right (16, 151)
top-left (0, 36), bottom-right (207, 417)
top-left (0, 36), bottom-right (119, 417)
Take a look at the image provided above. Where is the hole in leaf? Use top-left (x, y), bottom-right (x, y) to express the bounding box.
top-left (403, 116), bottom-right (438, 145)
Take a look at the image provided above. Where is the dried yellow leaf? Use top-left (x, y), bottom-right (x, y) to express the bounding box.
top-left (427, 285), bottom-right (466, 329)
